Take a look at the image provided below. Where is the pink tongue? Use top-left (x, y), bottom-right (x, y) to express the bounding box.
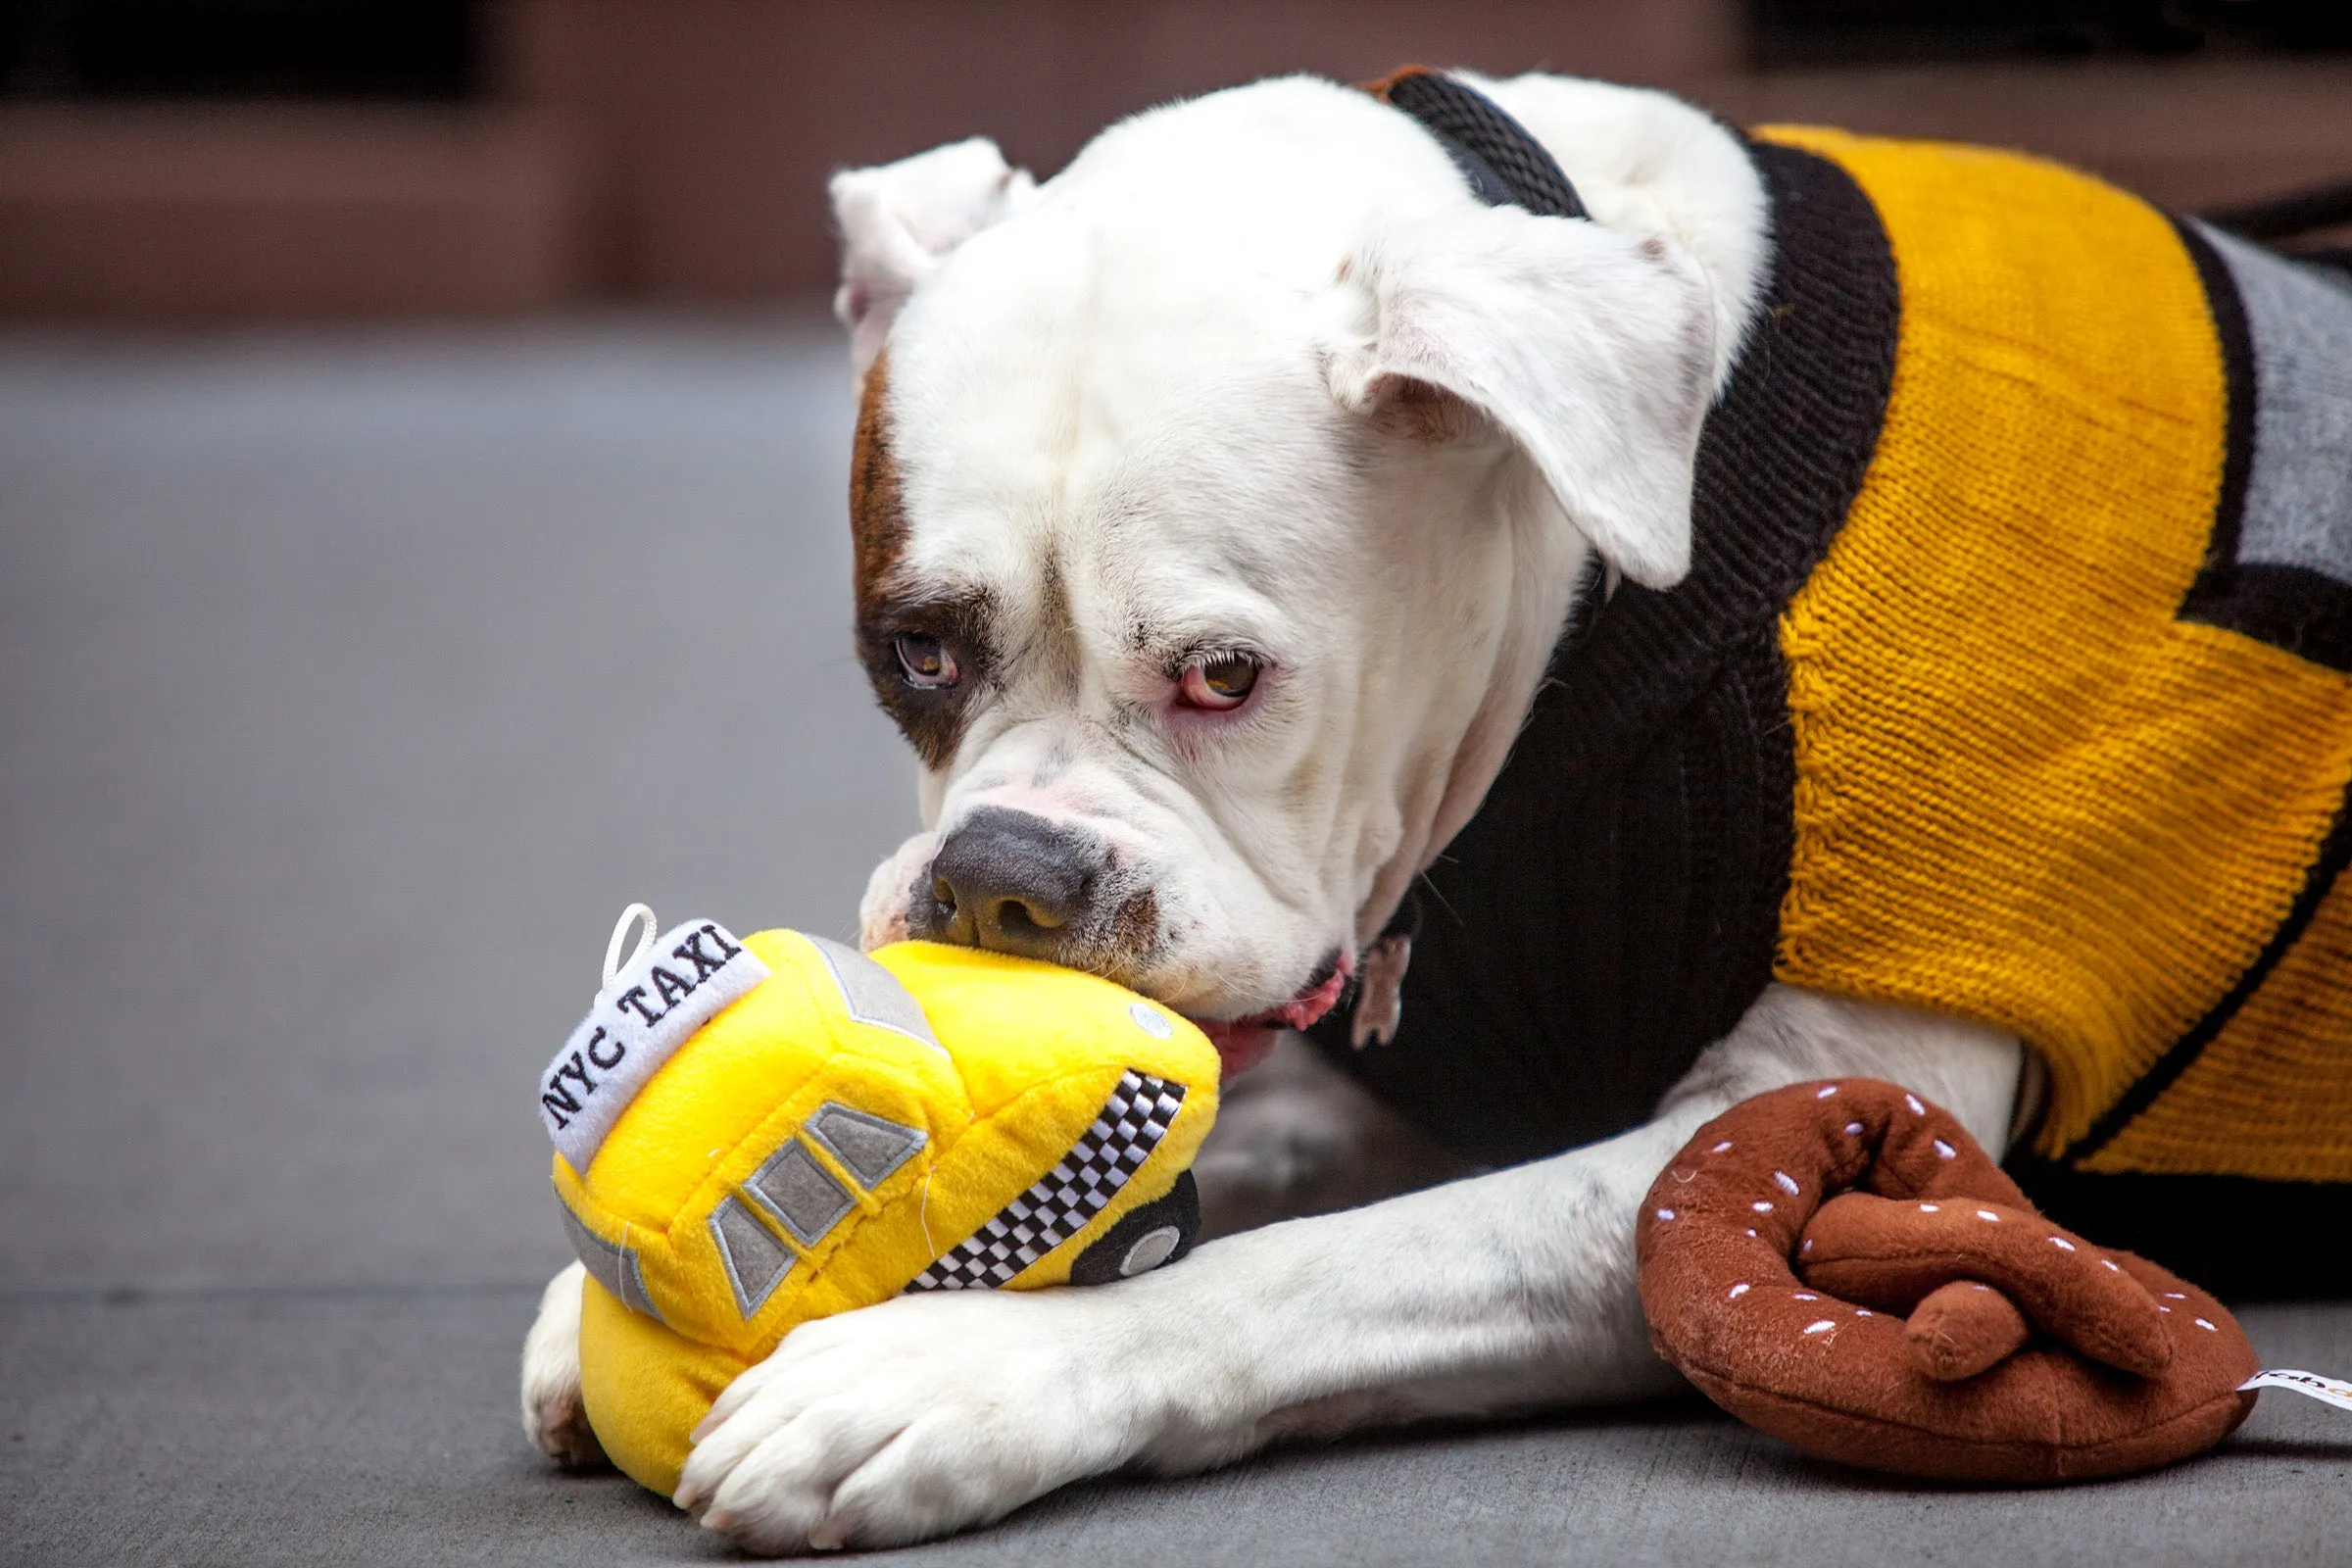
top-left (1192, 1019), bottom-right (1280, 1076)
top-left (1274, 965), bottom-right (1348, 1031)
top-left (1187, 961), bottom-right (1351, 1078)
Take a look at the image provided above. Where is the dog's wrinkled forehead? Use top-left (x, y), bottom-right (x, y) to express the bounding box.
top-left (849, 267), bottom-right (1358, 774)
top-left (839, 81), bottom-right (1470, 738)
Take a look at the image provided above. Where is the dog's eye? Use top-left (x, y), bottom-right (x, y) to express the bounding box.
top-left (895, 632), bottom-right (959, 689)
top-left (1180, 655), bottom-right (1259, 710)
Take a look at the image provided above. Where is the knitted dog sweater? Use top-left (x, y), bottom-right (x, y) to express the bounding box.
top-left (1315, 128), bottom-right (2352, 1296)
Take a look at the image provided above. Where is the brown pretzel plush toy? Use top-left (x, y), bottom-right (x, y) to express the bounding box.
top-left (1638, 1079), bottom-right (2259, 1482)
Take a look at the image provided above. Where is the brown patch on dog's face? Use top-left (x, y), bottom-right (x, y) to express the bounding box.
top-left (850, 351), bottom-right (907, 624)
top-left (856, 587), bottom-right (997, 771)
top-left (851, 351), bottom-right (997, 769)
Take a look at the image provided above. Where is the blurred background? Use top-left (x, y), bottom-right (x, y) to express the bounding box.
top-left (2, 0), bottom-right (2350, 322)
top-left (1, 9), bottom-right (2349, 1561)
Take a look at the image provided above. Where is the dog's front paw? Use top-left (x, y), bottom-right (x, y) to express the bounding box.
top-left (520, 1262), bottom-right (609, 1470)
top-left (675, 1288), bottom-right (1144, 1555)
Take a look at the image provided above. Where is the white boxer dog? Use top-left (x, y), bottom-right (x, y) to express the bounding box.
top-left (521, 71), bottom-right (2024, 1551)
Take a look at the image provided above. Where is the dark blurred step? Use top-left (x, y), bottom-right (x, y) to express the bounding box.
top-left (0, 102), bottom-right (590, 322)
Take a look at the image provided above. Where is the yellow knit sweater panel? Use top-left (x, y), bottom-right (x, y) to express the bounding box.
top-left (1757, 127), bottom-right (2352, 1182)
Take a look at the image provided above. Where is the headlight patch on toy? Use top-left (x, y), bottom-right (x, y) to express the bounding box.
top-left (539, 917), bottom-right (768, 1170)
top-left (907, 1069), bottom-right (1186, 1292)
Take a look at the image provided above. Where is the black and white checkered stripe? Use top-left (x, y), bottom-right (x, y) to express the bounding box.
top-left (906, 1070), bottom-right (1186, 1292)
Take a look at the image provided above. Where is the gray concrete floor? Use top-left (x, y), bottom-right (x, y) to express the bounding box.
top-left (2, 319), bottom-right (2346, 1566)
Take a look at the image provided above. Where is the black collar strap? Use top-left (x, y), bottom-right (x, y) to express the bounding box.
top-left (1369, 68), bottom-right (1588, 221)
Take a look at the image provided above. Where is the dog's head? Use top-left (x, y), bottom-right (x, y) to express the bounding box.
top-left (834, 75), bottom-right (1762, 1072)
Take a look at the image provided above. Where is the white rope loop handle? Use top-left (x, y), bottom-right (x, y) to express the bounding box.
top-left (603, 903), bottom-right (659, 991)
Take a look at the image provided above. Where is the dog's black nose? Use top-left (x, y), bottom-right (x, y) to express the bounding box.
top-left (917, 807), bottom-right (1102, 961)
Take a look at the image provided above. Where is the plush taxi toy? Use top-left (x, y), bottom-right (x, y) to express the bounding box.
top-left (535, 906), bottom-right (1220, 1497)
top-left (1638, 1079), bottom-right (2351, 1482)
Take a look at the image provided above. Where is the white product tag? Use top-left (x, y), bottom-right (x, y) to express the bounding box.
top-left (2239, 1369), bottom-right (2352, 1413)
top-left (537, 912), bottom-right (767, 1170)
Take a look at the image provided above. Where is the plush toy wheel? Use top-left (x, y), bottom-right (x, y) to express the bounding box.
top-left (1638, 1079), bottom-right (2259, 1483)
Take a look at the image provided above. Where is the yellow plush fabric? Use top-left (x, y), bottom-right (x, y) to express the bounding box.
top-left (556, 932), bottom-right (1219, 1495)
top-left (1757, 126), bottom-right (2352, 1177)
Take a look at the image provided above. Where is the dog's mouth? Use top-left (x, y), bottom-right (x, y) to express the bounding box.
top-left (1183, 951), bottom-right (1349, 1078)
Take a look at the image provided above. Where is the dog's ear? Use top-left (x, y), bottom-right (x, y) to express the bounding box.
top-left (1328, 204), bottom-right (1716, 589)
top-left (831, 138), bottom-right (1038, 383)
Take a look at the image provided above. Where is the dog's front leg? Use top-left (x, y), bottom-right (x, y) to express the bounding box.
top-left (1204, 985), bottom-right (2026, 1446)
top-left (519, 1261), bottom-right (609, 1470)
top-left (675, 985), bottom-right (2017, 1555)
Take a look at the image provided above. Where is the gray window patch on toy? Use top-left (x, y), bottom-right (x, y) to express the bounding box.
top-left (804, 935), bottom-right (942, 1051)
top-left (745, 1140), bottom-right (857, 1246)
top-left (807, 1102), bottom-right (926, 1189)
top-left (709, 1195), bottom-right (793, 1318)
top-left (558, 1199), bottom-right (664, 1323)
